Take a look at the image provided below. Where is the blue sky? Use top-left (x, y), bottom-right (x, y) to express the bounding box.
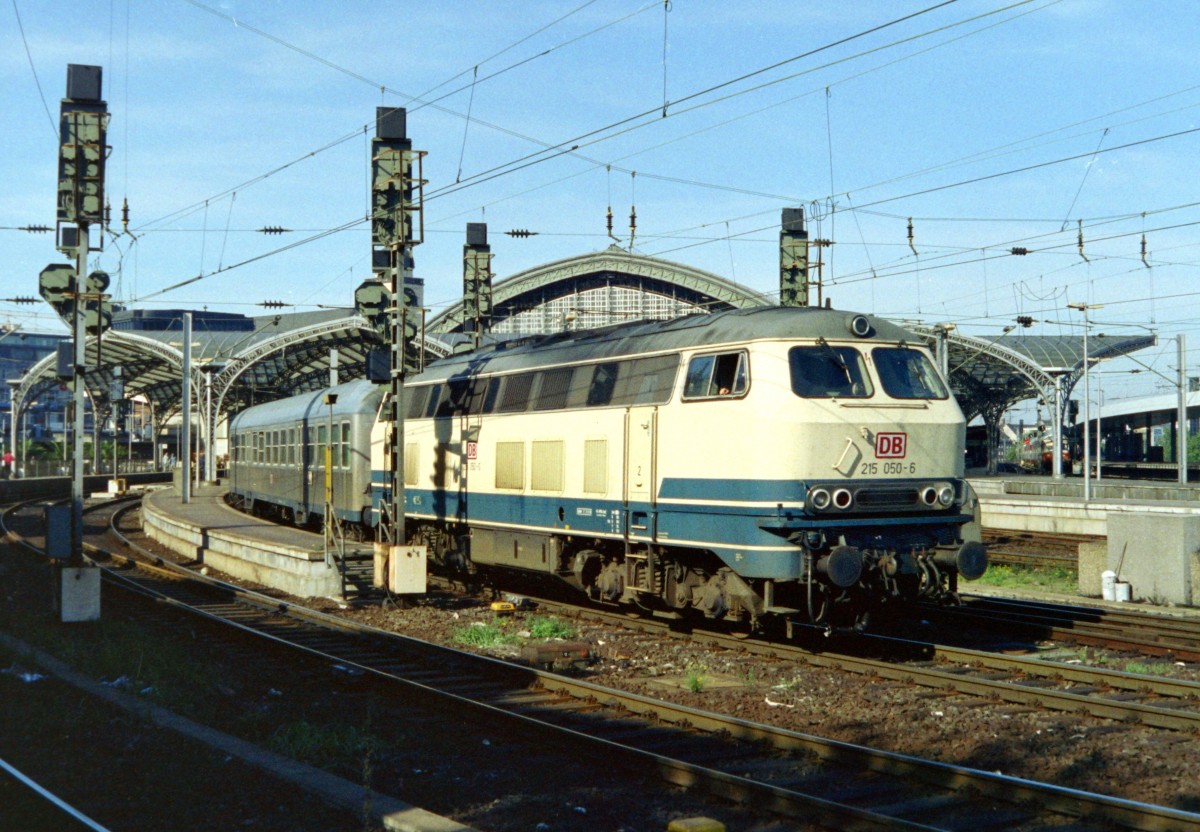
top-left (5, 0), bottom-right (1200, 410)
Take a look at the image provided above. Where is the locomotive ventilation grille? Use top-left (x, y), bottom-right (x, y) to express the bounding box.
top-left (854, 487), bottom-right (920, 509)
top-left (806, 481), bottom-right (957, 514)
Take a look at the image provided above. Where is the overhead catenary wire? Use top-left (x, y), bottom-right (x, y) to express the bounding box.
top-left (118, 0), bottom-right (1056, 316)
top-left (152, 0), bottom-right (980, 240)
top-left (147, 0), bottom-right (660, 235)
top-left (644, 124), bottom-right (1200, 262)
top-left (52, 0), bottom-right (1191, 354)
top-left (11, 0), bottom-right (57, 139)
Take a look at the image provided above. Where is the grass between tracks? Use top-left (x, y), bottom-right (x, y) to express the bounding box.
top-left (453, 614), bottom-right (577, 647)
top-left (972, 563), bottom-right (1077, 594)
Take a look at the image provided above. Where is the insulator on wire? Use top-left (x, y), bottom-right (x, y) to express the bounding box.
top-left (19, 225), bottom-right (51, 234)
top-left (258, 300), bottom-right (287, 308)
top-left (505, 229), bottom-right (537, 238)
top-left (257, 226), bottom-right (292, 235)
top-left (2, 296), bottom-right (38, 305)
top-left (1010, 247), bottom-right (1029, 256)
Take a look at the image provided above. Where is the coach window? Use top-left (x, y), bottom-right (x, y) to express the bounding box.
top-left (288, 428), bottom-right (296, 465)
top-left (683, 351), bottom-right (747, 400)
top-left (257, 431), bottom-right (265, 463)
top-left (788, 344), bottom-right (873, 398)
top-left (341, 423), bottom-right (352, 466)
top-left (872, 347), bottom-right (948, 400)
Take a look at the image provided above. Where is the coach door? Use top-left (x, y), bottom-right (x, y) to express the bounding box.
top-left (623, 406), bottom-right (658, 540)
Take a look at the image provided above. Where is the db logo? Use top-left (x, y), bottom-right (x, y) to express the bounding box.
top-left (466, 442), bottom-right (478, 460)
top-left (876, 432), bottom-right (907, 459)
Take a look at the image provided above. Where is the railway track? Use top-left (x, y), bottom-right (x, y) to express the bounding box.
top-left (6, 496), bottom-right (1200, 831)
top-left (930, 594), bottom-right (1200, 661)
top-left (0, 755), bottom-right (111, 832)
top-left (517, 592), bottom-right (1200, 733)
top-left (980, 528), bottom-right (1091, 569)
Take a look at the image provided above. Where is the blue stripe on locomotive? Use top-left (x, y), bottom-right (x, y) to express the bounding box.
top-left (371, 472), bottom-right (968, 580)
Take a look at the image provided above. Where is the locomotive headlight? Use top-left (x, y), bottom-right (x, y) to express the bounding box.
top-left (937, 485), bottom-right (955, 507)
top-left (809, 487), bottom-right (831, 510)
top-left (920, 486), bottom-right (938, 506)
top-left (832, 488), bottom-right (854, 510)
top-left (846, 314), bottom-right (872, 338)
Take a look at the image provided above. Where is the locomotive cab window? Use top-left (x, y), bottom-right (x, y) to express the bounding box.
top-left (788, 344), bottom-right (872, 398)
top-left (683, 351), bottom-right (747, 399)
top-left (872, 347), bottom-right (949, 400)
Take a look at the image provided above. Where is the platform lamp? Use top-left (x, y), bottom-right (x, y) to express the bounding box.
top-left (6, 378), bottom-right (18, 471)
top-left (323, 392), bottom-right (338, 567)
top-left (1067, 302), bottom-right (1103, 501)
top-left (23, 400), bottom-right (38, 477)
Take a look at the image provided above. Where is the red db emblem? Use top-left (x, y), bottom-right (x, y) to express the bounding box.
top-left (876, 432), bottom-right (907, 459)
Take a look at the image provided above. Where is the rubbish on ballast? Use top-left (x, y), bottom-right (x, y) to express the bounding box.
top-left (2, 665), bottom-right (44, 683)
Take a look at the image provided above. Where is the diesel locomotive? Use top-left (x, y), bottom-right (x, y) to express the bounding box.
top-left (229, 306), bottom-right (986, 628)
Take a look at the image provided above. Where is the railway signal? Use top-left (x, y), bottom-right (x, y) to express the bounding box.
top-left (369, 105), bottom-right (427, 586)
top-left (462, 222), bottom-right (493, 350)
top-left (49, 63), bottom-right (110, 622)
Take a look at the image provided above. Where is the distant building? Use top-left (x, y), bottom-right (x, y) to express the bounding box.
top-left (2, 330), bottom-right (72, 447)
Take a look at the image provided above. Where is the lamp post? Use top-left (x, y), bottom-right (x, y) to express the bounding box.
top-left (1067, 302), bottom-right (1103, 501)
top-left (323, 392), bottom-right (338, 567)
top-left (1094, 371), bottom-right (1102, 482)
top-left (6, 378), bottom-right (18, 474)
top-left (21, 401), bottom-right (33, 477)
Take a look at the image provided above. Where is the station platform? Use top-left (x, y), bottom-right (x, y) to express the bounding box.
top-left (969, 474), bottom-right (1200, 608)
top-left (142, 483), bottom-right (352, 598)
top-left (968, 474), bottom-right (1200, 537)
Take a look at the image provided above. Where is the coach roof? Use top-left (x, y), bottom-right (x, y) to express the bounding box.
top-left (413, 306), bottom-right (919, 383)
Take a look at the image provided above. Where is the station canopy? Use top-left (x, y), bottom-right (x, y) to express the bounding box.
top-left (9, 247), bottom-right (1156, 441)
top-left (909, 327), bottom-right (1158, 423)
top-left (10, 307), bottom-right (390, 430)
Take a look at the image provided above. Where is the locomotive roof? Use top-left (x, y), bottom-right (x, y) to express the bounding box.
top-left (229, 378), bottom-right (384, 430)
top-left (412, 306), bottom-right (919, 383)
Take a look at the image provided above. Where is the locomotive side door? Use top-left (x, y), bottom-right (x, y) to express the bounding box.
top-left (623, 406), bottom-right (658, 540)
